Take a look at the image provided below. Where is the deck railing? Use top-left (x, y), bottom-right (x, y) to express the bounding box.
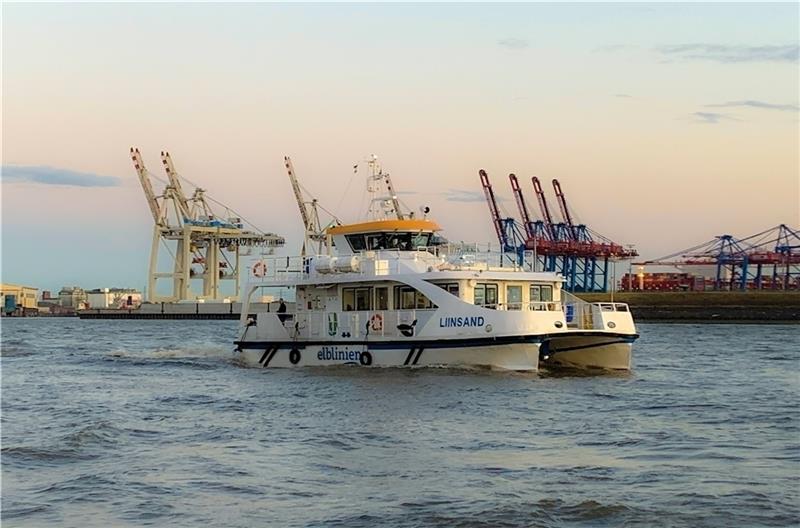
top-left (561, 291), bottom-right (629, 330)
top-left (247, 246), bottom-right (543, 283)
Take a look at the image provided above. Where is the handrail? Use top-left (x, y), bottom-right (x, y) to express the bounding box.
top-left (246, 245), bottom-right (548, 283)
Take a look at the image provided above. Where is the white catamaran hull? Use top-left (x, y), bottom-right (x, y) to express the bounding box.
top-left (540, 334), bottom-right (633, 370)
top-left (235, 340), bottom-right (541, 371)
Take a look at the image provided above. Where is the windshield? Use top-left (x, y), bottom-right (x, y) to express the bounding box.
top-left (346, 232), bottom-right (433, 251)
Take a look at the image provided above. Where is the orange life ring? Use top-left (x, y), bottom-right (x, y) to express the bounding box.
top-left (370, 313), bottom-right (384, 332)
top-left (252, 260), bottom-right (267, 278)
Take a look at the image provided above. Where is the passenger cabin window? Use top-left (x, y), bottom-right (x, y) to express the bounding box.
top-left (394, 286), bottom-right (435, 310)
top-left (342, 287), bottom-right (372, 311)
top-left (506, 285), bottom-right (522, 310)
top-left (375, 287), bottom-right (389, 310)
top-left (474, 283), bottom-right (498, 309)
top-left (541, 285), bottom-right (553, 302)
top-left (435, 283), bottom-right (459, 297)
top-left (530, 284), bottom-right (553, 310)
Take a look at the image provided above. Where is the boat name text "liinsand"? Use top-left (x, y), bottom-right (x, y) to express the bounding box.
top-left (439, 316), bottom-right (485, 328)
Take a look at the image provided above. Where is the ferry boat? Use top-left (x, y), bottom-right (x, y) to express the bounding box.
top-left (234, 160), bottom-right (638, 371)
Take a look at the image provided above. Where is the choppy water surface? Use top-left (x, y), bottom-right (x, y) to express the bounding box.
top-left (1, 319), bottom-right (798, 527)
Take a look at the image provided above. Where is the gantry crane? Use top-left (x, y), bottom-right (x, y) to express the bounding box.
top-left (131, 147), bottom-right (284, 302)
top-left (478, 168), bottom-right (637, 291)
top-left (161, 151), bottom-right (216, 222)
top-left (638, 224), bottom-right (800, 290)
top-left (479, 170), bottom-right (527, 263)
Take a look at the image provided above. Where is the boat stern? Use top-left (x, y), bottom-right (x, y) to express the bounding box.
top-left (542, 301), bottom-right (638, 371)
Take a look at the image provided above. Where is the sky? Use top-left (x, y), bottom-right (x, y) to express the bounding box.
top-left (2, 2), bottom-right (799, 294)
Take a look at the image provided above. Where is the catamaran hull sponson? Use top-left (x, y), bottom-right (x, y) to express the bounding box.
top-left (539, 334), bottom-right (637, 370)
top-left (235, 337), bottom-right (542, 371)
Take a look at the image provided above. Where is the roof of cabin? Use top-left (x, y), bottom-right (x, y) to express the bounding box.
top-left (327, 219), bottom-right (441, 236)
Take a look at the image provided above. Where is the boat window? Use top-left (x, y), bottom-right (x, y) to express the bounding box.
top-left (374, 287), bottom-right (389, 310)
top-left (385, 233), bottom-right (412, 250)
top-left (342, 287), bottom-right (372, 311)
top-left (394, 286), bottom-right (436, 310)
top-left (474, 283), bottom-right (498, 309)
top-left (541, 285), bottom-right (553, 302)
top-left (346, 235), bottom-right (367, 251)
top-left (429, 234), bottom-right (447, 247)
top-left (530, 285), bottom-right (543, 310)
top-left (435, 282), bottom-right (459, 296)
top-left (506, 285), bottom-right (522, 310)
top-left (411, 233), bottom-right (431, 249)
top-left (397, 287), bottom-right (415, 310)
top-left (342, 288), bottom-right (355, 311)
top-left (530, 285), bottom-right (541, 302)
top-left (355, 288), bottom-right (371, 310)
top-left (366, 234), bottom-right (387, 250)
top-left (530, 284), bottom-right (553, 309)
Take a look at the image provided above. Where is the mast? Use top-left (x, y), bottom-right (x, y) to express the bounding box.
top-left (366, 155), bottom-right (404, 220)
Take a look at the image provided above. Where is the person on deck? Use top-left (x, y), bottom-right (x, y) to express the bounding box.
top-left (277, 299), bottom-right (288, 324)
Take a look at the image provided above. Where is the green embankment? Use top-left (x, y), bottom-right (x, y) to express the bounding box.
top-left (576, 292), bottom-right (799, 323)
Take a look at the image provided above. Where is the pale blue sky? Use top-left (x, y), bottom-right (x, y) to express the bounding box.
top-left (2, 3), bottom-right (798, 293)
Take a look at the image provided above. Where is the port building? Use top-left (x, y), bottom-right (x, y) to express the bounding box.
top-left (1, 283), bottom-right (39, 315)
top-left (86, 288), bottom-right (143, 309)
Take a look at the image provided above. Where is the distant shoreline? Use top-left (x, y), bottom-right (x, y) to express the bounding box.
top-left (6, 292), bottom-right (798, 323)
top-left (580, 292), bottom-right (799, 323)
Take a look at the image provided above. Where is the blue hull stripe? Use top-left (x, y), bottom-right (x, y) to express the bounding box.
top-left (549, 339), bottom-right (634, 355)
top-left (235, 332), bottom-right (638, 352)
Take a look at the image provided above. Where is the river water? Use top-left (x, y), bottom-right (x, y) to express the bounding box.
top-left (1, 319), bottom-right (798, 527)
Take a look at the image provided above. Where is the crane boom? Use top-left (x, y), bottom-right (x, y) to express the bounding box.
top-left (160, 151), bottom-right (192, 220)
top-left (284, 156), bottom-right (312, 231)
top-left (531, 176), bottom-right (555, 240)
top-left (479, 169), bottom-right (507, 248)
top-left (509, 173), bottom-right (534, 239)
top-left (284, 156), bottom-right (326, 255)
top-left (552, 179), bottom-right (577, 240)
top-left (130, 147), bottom-right (161, 225)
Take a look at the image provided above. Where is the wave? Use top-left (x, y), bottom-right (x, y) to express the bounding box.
top-left (1, 445), bottom-right (94, 463)
top-left (0, 346), bottom-right (35, 357)
top-left (2, 420), bottom-right (123, 465)
top-left (107, 345), bottom-right (232, 360)
top-left (315, 499), bottom-right (645, 528)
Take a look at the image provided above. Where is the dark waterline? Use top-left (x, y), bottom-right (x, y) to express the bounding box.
top-left (1, 319), bottom-right (798, 527)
